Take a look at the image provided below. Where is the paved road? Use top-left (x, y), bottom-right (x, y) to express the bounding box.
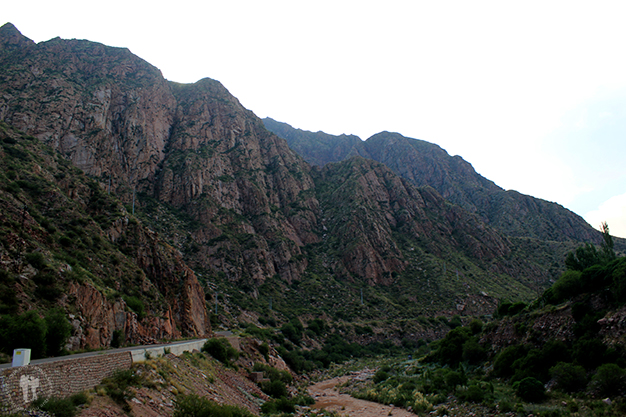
top-left (0, 338), bottom-right (208, 370)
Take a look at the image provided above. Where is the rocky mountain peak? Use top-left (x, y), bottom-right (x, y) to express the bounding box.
top-left (0, 24), bottom-right (599, 331)
top-left (0, 22), bottom-right (34, 53)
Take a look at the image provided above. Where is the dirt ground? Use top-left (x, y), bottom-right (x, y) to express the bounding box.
top-left (308, 376), bottom-right (416, 417)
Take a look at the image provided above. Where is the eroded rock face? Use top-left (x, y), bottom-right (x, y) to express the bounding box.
top-left (0, 25), bottom-right (320, 288)
top-left (480, 307), bottom-right (576, 353)
top-left (265, 121), bottom-right (604, 245)
top-left (0, 23), bottom-right (571, 328)
top-left (156, 80), bottom-right (320, 284)
top-left (0, 29), bottom-right (175, 194)
top-left (316, 157), bottom-right (511, 285)
top-left (68, 282), bottom-right (180, 350)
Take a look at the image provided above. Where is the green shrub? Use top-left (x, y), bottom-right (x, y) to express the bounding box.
top-left (258, 342), bottom-right (269, 360)
top-left (260, 397), bottom-right (296, 414)
top-left (0, 269), bottom-right (18, 314)
top-left (445, 370), bottom-right (467, 391)
top-left (32, 396), bottom-right (77, 417)
top-left (428, 327), bottom-right (471, 366)
top-left (546, 270), bottom-right (583, 304)
top-left (260, 380), bottom-right (288, 398)
top-left (457, 384), bottom-right (485, 403)
top-left (449, 315), bottom-right (463, 329)
top-left (373, 370), bottom-right (390, 384)
top-left (469, 319), bottom-right (483, 334)
top-left (258, 316), bottom-right (276, 327)
top-left (462, 337), bottom-right (486, 365)
top-left (111, 329), bottom-right (124, 348)
top-left (174, 394), bottom-right (253, 417)
top-left (99, 368), bottom-right (142, 410)
top-left (573, 337), bottom-right (606, 369)
top-left (33, 270), bottom-right (62, 301)
top-left (591, 363), bottom-right (625, 397)
top-left (565, 243), bottom-right (601, 272)
top-left (58, 235), bottom-right (73, 247)
top-left (202, 338), bottom-right (239, 365)
top-left (307, 318), bottom-right (325, 336)
top-left (45, 308), bottom-right (72, 357)
top-left (549, 362), bottom-right (587, 393)
top-left (499, 400), bottom-right (514, 413)
top-left (69, 391), bottom-right (89, 407)
top-left (0, 310), bottom-right (47, 358)
top-left (497, 301), bottom-right (512, 317)
top-left (581, 264), bottom-right (611, 293)
top-left (122, 295), bottom-right (145, 320)
top-left (514, 377), bottom-right (545, 403)
top-left (281, 321), bottom-right (302, 344)
top-left (611, 258), bottom-right (626, 302)
top-left (493, 344), bottom-right (529, 377)
top-left (25, 252), bottom-right (47, 269)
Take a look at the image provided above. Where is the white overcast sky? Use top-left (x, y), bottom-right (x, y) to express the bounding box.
top-left (4, 1), bottom-right (626, 237)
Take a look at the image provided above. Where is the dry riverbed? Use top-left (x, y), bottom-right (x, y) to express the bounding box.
top-left (308, 374), bottom-right (416, 417)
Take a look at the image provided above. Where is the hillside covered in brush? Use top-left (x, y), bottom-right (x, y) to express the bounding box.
top-left (0, 22), bottom-right (619, 354)
top-left (263, 117), bottom-right (608, 243)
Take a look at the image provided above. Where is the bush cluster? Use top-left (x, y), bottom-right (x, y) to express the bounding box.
top-left (174, 394), bottom-right (253, 417)
top-left (425, 324), bottom-right (486, 367)
top-left (280, 334), bottom-right (407, 374)
top-left (98, 369), bottom-right (143, 411)
top-left (32, 392), bottom-right (89, 417)
top-left (202, 338), bottom-right (239, 365)
top-left (0, 308), bottom-right (71, 359)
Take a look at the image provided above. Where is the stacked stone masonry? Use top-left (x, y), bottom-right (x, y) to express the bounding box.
top-left (0, 351), bottom-right (132, 413)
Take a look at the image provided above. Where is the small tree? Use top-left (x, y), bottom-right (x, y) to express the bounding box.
top-left (202, 338), bottom-right (239, 365)
top-left (600, 222), bottom-right (616, 264)
top-left (549, 362), bottom-right (587, 393)
top-left (565, 244), bottom-right (601, 271)
top-left (514, 377), bottom-right (545, 403)
top-left (591, 363), bottom-right (625, 397)
top-left (45, 308), bottom-right (72, 356)
top-left (0, 310), bottom-right (47, 358)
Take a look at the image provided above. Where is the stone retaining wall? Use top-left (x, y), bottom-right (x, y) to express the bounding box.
top-left (0, 351), bottom-right (132, 414)
top-left (0, 339), bottom-right (209, 413)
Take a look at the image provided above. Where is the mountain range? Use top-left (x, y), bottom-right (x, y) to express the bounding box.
top-left (0, 22), bottom-right (618, 350)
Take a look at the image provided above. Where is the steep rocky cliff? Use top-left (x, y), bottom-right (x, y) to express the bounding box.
top-left (263, 119), bottom-right (603, 244)
top-left (156, 79), bottom-right (319, 285)
top-left (0, 121), bottom-right (208, 349)
top-left (0, 23), bottom-right (318, 288)
top-left (0, 23), bottom-right (580, 332)
top-left (313, 157), bottom-right (510, 285)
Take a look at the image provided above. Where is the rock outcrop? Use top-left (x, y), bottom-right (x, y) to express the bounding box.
top-left (264, 119), bottom-right (604, 244)
top-left (0, 23), bottom-right (592, 329)
top-left (0, 121), bottom-right (208, 349)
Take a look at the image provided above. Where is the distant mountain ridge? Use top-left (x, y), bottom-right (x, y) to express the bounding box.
top-left (263, 117), bottom-right (602, 244)
top-left (0, 22), bottom-right (609, 346)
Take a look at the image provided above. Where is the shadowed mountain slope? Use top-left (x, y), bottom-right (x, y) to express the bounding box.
top-left (0, 23), bottom-right (590, 334)
top-left (263, 118), bottom-right (603, 244)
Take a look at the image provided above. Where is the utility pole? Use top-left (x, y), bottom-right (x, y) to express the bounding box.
top-left (215, 291), bottom-right (218, 315)
top-left (361, 288), bottom-right (363, 305)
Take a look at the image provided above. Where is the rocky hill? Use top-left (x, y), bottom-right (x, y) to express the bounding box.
top-left (0, 122), bottom-right (208, 350)
top-left (0, 22), bottom-right (605, 350)
top-left (263, 118), bottom-right (603, 243)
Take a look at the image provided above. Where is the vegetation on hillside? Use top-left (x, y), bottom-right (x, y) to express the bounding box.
top-left (342, 224), bottom-right (626, 416)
